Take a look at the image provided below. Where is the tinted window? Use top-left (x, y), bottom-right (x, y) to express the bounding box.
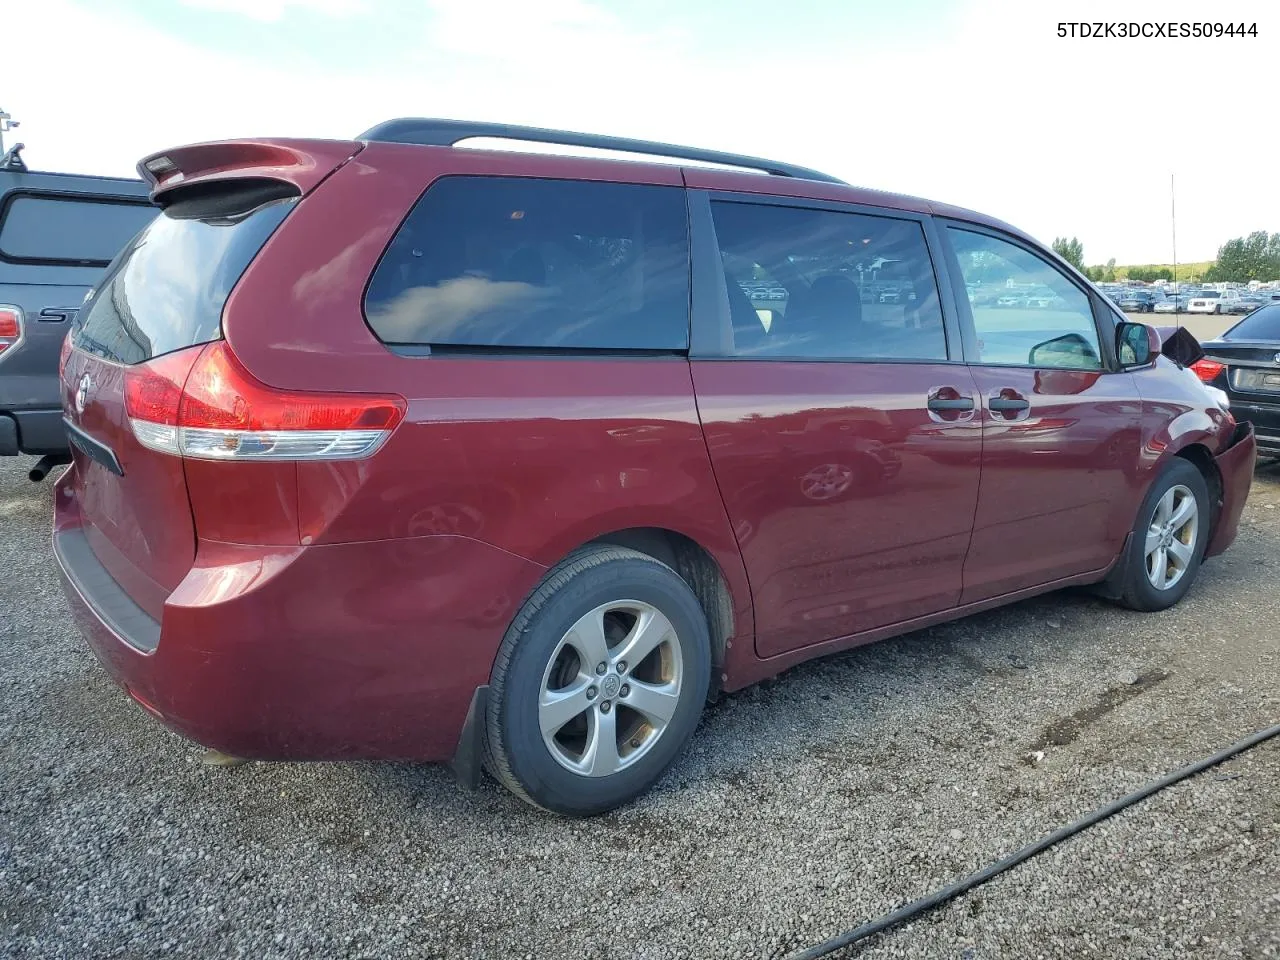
top-left (364, 177), bottom-right (689, 351)
top-left (1226, 303), bottom-right (1280, 340)
top-left (0, 194), bottom-right (156, 265)
top-left (948, 229), bottom-right (1102, 370)
top-left (72, 198), bottom-right (294, 365)
top-left (709, 201), bottom-right (947, 360)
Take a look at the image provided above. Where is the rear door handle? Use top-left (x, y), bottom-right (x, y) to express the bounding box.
top-left (988, 397), bottom-right (1030, 412)
top-left (927, 397), bottom-right (975, 412)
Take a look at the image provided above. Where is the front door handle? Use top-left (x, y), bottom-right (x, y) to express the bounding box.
top-left (988, 397), bottom-right (1030, 412)
top-left (927, 397), bottom-right (975, 412)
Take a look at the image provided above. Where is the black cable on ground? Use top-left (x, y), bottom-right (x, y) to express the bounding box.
top-left (786, 721), bottom-right (1280, 960)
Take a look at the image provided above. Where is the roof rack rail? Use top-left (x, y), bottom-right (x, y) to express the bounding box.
top-left (358, 118), bottom-right (846, 185)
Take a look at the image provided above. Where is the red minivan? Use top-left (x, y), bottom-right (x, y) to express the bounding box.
top-left (54, 120), bottom-right (1256, 815)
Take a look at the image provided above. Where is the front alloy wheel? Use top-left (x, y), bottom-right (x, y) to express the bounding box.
top-left (1113, 457), bottom-right (1210, 611)
top-left (1144, 484), bottom-right (1198, 590)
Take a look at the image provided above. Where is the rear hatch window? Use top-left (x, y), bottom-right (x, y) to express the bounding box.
top-left (73, 185), bottom-right (295, 364)
top-left (63, 182), bottom-right (297, 616)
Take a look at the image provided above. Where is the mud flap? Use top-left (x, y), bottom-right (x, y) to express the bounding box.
top-left (1091, 532), bottom-right (1133, 600)
top-left (450, 685), bottom-right (489, 790)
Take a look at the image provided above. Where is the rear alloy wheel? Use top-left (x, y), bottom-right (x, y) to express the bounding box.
top-left (1113, 458), bottom-right (1210, 611)
top-left (484, 546), bottom-right (711, 816)
top-left (538, 600), bottom-right (683, 777)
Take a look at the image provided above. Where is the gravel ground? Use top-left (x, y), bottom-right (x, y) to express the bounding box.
top-left (1, 456), bottom-right (1278, 960)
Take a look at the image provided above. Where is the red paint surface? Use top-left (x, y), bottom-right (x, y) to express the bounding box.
top-left (55, 137), bottom-right (1256, 763)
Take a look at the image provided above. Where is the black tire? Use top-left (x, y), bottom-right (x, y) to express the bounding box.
top-left (1112, 458), bottom-right (1211, 612)
top-left (483, 546), bottom-right (711, 816)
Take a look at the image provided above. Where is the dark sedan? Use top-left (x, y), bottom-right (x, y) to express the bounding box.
top-left (1194, 303), bottom-right (1280, 457)
top-left (1117, 290), bottom-right (1160, 313)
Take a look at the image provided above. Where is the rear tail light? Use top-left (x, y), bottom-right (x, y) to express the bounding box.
top-left (58, 334), bottom-right (73, 377)
top-left (1190, 359), bottom-right (1225, 382)
top-left (0, 305), bottom-right (22, 358)
top-left (124, 342), bottom-right (406, 461)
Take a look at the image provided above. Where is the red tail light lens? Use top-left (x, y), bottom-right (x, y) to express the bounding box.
top-left (124, 342), bottom-right (406, 460)
top-left (58, 334), bottom-right (73, 377)
top-left (0, 305), bottom-right (21, 357)
top-left (1190, 359), bottom-right (1225, 382)
top-left (179, 342), bottom-right (404, 431)
top-left (124, 346), bottom-right (202, 426)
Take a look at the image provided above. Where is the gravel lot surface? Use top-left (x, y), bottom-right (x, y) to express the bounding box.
top-left (1, 456), bottom-right (1278, 960)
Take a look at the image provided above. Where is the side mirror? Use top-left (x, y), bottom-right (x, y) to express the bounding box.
top-left (1028, 332), bottom-right (1102, 369)
top-left (1115, 321), bottom-right (1157, 367)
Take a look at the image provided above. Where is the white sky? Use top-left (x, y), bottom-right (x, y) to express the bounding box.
top-left (5, 0), bottom-right (1277, 263)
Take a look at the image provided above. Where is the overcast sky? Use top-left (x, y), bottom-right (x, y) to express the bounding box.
top-left (7, 0), bottom-right (1277, 263)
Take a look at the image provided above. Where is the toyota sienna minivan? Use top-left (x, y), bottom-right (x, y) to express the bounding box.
top-left (55, 119), bottom-right (1256, 815)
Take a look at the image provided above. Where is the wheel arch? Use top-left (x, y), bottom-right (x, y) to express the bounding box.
top-left (1172, 441), bottom-right (1224, 541)
top-left (586, 527), bottom-right (738, 694)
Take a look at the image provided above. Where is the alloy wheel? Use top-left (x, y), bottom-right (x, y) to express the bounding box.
top-left (1144, 484), bottom-right (1198, 590)
top-left (538, 601), bottom-right (683, 777)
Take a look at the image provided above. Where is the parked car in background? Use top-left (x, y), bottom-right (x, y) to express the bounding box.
top-left (1193, 302), bottom-right (1280, 458)
top-left (54, 119), bottom-right (1256, 816)
top-left (1229, 294), bottom-right (1265, 314)
top-left (1117, 290), bottom-right (1160, 313)
top-left (1023, 288), bottom-right (1065, 309)
top-left (1187, 291), bottom-right (1226, 314)
top-left (1153, 295), bottom-right (1185, 315)
top-left (0, 148), bottom-right (156, 471)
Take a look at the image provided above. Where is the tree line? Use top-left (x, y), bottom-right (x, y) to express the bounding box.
top-left (1051, 232), bottom-right (1280, 284)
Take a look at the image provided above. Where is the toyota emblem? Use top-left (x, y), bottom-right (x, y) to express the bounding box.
top-left (1274, 352), bottom-right (1280, 364)
top-left (75, 373), bottom-right (91, 416)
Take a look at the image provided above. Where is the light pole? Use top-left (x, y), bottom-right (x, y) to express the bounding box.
top-left (0, 108), bottom-right (18, 155)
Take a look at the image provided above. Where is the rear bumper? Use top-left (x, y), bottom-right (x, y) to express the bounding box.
top-left (0, 408), bottom-right (67, 456)
top-left (1206, 421), bottom-right (1257, 558)
top-left (53, 465), bottom-right (546, 762)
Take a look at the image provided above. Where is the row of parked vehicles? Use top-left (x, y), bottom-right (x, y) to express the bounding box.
top-left (1101, 284), bottom-right (1280, 316)
top-left (0, 126), bottom-right (1269, 815)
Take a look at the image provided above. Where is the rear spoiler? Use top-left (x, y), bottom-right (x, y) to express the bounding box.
top-left (137, 139), bottom-right (363, 204)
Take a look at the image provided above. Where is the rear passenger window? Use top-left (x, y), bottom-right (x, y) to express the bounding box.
top-left (709, 201), bottom-right (947, 360)
top-left (364, 177), bottom-right (690, 351)
top-left (0, 194), bottom-right (156, 265)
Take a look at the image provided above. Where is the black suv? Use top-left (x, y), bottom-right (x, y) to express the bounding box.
top-left (0, 146), bottom-right (155, 474)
